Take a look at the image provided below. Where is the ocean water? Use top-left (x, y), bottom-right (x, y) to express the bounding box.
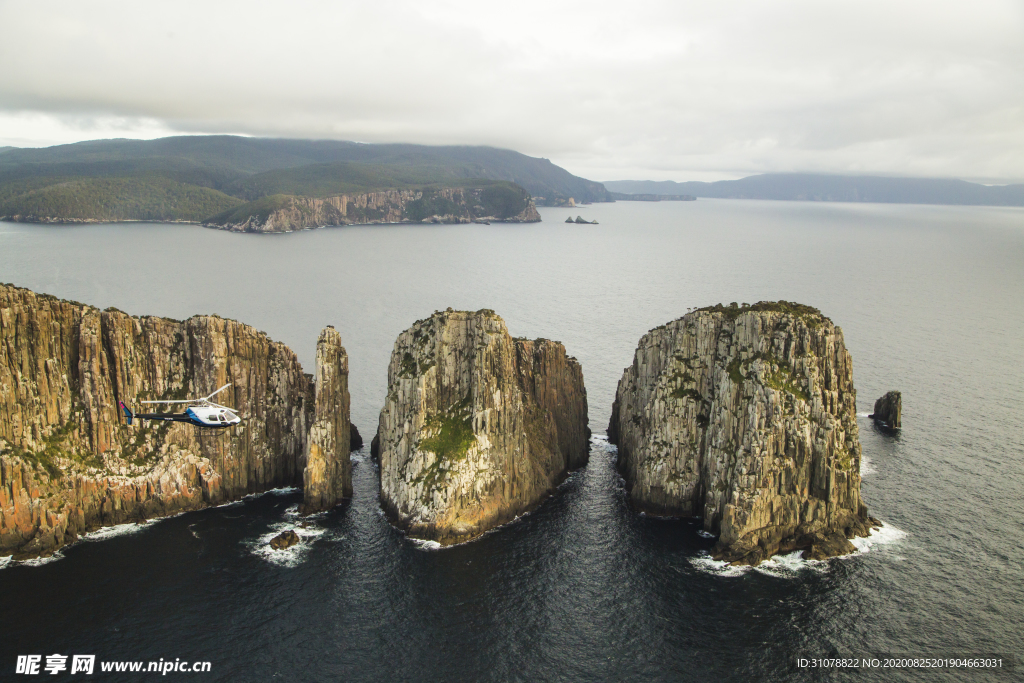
top-left (1, 200), bottom-right (1022, 681)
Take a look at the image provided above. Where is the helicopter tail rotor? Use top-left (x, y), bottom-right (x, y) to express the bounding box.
top-left (119, 401), bottom-right (134, 425)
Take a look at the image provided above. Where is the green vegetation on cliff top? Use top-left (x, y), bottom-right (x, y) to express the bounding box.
top-left (692, 301), bottom-right (829, 328)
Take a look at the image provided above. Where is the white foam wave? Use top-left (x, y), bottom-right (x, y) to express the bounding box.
top-left (256, 486), bottom-right (299, 497)
top-left (0, 555), bottom-right (13, 569)
top-left (755, 551), bottom-right (829, 577)
top-left (857, 412), bottom-right (872, 417)
top-left (284, 504), bottom-right (326, 521)
top-left (691, 520), bottom-right (906, 577)
top-left (79, 520), bottom-right (157, 542)
top-left (246, 521), bottom-right (329, 567)
top-left (851, 521), bottom-right (907, 554)
top-left (860, 454), bottom-right (876, 476)
top-left (403, 505), bottom-right (538, 551)
top-left (697, 530), bottom-right (716, 539)
top-left (17, 551), bottom-right (65, 567)
top-left (351, 454), bottom-right (366, 463)
top-left (691, 549), bottom-right (827, 578)
top-left (690, 552), bottom-right (749, 577)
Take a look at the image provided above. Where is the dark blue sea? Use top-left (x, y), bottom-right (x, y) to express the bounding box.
top-left (1, 199), bottom-right (1022, 681)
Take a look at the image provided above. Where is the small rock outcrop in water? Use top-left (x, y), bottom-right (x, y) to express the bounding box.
top-left (0, 284), bottom-right (351, 559)
top-left (300, 327), bottom-right (352, 515)
top-left (869, 391), bottom-right (901, 429)
top-left (375, 309), bottom-right (589, 545)
top-left (269, 530), bottom-right (300, 550)
top-left (350, 424), bottom-right (364, 451)
top-left (608, 302), bottom-right (876, 566)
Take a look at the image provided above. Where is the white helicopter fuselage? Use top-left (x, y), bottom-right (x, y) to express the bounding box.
top-left (186, 405), bottom-right (241, 427)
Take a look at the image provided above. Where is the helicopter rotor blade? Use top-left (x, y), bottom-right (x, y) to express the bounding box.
top-left (208, 402), bottom-right (241, 414)
top-left (140, 399), bottom-right (195, 404)
top-left (203, 383), bottom-right (232, 401)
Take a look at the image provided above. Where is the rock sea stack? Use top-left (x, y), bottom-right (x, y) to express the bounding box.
top-left (350, 424), bottom-right (364, 451)
top-left (269, 529), bottom-right (300, 550)
top-left (375, 309), bottom-right (589, 545)
top-left (608, 302), bottom-right (876, 566)
top-left (869, 391), bottom-right (901, 429)
top-left (300, 327), bottom-right (352, 515)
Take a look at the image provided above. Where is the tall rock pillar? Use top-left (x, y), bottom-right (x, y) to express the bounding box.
top-left (301, 326), bottom-right (352, 514)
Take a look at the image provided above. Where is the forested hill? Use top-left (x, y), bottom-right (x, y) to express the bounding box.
top-left (605, 174), bottom-right (1024, 206)
top-left (0, 136), bottom-right (610, 224)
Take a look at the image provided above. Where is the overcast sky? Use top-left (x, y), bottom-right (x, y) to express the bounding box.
top-left (1, 0), bottom-right (1022, 182)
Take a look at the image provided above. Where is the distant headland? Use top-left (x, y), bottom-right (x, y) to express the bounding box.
top-left (0, 136), bottom-right (612, 231)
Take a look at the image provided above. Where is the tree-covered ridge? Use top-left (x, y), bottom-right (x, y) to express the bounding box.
top-left (0, 136), bottom-right (611, 224)
top-left (407, 183), bottom-right (530, 221)
top-left (0, 176), bottom-right (242, 222)
top-left (221, 162), bottom-right (492, 200)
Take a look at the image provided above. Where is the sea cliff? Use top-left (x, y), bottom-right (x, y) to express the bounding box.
top-left (608, 302), bottom-right (876, 565)
top-left (375, 309), bottom-right (589, 545)
top-left (0, 284), bottom-right (351, 559)
top-left (204, 187), bottom-right (540, 233)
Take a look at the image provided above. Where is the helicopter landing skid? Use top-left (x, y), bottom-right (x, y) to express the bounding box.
top-left (194, 426), bottom-right (232, 443)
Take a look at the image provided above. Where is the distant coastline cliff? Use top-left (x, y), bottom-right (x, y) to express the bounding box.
top-left (0, 284), bottom-right (351, 559)
top-left (203, 186), bottom-right (540, 233)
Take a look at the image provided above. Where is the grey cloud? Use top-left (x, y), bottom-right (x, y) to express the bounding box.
top-left (0, 0), bottom-right (1021, 182)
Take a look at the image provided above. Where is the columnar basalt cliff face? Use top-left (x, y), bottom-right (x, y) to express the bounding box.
top-left (0, 284), bottom-right (314, 559)
top-left (205, 188), bottom-right (541, 233)
top-left (301, 327), bottom-right (352, 514)
top-left (608, 302), bottom-right (876, 566)
top-left (376, 309), bottom-right (589, 545)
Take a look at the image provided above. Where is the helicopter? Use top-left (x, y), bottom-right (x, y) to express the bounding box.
top-left (119, 383), bottom-right (242, 429)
